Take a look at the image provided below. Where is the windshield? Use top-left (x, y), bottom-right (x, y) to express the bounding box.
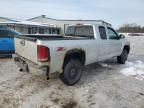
top-left (65, 25), bottom-right (94, 38)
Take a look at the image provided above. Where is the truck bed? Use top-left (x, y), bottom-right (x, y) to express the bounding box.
top-left (15, 34), bottom-right (93, 42)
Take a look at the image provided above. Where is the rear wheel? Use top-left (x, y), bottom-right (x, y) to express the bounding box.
top-left (117, 49), bottom-right (128, 64)
top-left (60, 59), bottom-right (82, 85)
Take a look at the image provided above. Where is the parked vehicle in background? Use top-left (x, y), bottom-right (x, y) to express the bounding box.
top-left (0, 28), bottom-right (21, 55)
top-left (128, 33), bottom-right (142, 36)
top-left (14, 21), bottom-right (130, 85)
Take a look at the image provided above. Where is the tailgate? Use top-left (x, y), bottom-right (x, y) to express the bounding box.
top-left (14, 37), bottom-right (38, 63)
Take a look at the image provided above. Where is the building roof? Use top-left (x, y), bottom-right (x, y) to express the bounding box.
top-left (27, 15), bottom-right (57, 21)
top-left (28, 15), bottom-right (111, 26)
top-left (0, 21), bottom-right (55, 27)
top-left (0, 16), bottom-right (21, 22)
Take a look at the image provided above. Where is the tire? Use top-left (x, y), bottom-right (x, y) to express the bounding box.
top-left (117, 49), bottom-right (128, 64)
top-left (60, 59), bottom-right (82, 85)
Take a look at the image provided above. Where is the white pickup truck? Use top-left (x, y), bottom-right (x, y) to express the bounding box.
top-left (14, 22), bottom-right (130, 85)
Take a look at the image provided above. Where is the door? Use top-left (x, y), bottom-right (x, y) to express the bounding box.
top-left (0, 29), bottom-right (15, 52)
top-left (107, 27), bottom-right (122, 56)
top-left (97, 26), bottom-right (110, 61)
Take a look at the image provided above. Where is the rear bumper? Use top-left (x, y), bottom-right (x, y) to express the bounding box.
top-left (14, 55), bottom-right (49, 76)
top-left (0, 50), bottom-right (15, 54)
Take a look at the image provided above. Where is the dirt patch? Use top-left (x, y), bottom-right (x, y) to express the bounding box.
top-left (139, 92), bottom-right (144, 96)
top-left (61, 100), bottom-right (77, 108)
top-left (51, 98), bottom-right (60, 104)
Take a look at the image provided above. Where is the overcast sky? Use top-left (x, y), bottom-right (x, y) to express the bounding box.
top-left (0, 0), bottom-right (143, 28)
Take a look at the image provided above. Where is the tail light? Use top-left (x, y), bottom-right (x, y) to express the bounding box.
top-left (37, 45), bottom-right (50, 62)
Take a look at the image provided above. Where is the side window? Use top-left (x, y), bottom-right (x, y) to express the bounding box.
top-left (108, 28), bottom-right (119, 40)
top-left (0, 30), bottom-right (16, 38)
top-left (0, 30), bottom-right (3, 37)
top-left (0, 30), bottom-right (8, 37)
top-left (99, 26), bottom-right (107, 40)
top-left (7, 31), bottom-right (16, 37)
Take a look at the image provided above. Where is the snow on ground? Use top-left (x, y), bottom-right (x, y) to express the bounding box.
top-left (127, 36), bottom-right (144, 55)
top-left (0, 36), bottom-right (144, 108)
top-left (99, 63), bottom-right (112, 68)
top-left (120, 60), bottom-right (144, 80)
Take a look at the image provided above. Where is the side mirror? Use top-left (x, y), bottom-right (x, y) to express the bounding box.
top-left (119, 34), bottom-right (125, 39)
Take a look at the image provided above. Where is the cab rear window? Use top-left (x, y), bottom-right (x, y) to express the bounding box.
top-left (65, 26), bottom-right (75, 36)
top-left (65, 25), bottom-right (94, 37)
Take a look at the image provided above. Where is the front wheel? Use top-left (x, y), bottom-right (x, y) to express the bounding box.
top-left (60, 59), bottom-right (82, 85)
top-left (117, 49), bottom-right (128, 64)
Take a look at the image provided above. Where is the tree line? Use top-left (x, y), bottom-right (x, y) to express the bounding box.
top-left (117, 23), bottom-right (144, 33)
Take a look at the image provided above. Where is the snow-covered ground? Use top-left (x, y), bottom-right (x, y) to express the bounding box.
top-left (0, 36), bottom-right (144, 108)
top-left (120, 61), bottom-right (144, 80)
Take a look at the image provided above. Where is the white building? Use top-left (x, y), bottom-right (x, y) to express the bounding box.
top-left (0, 16), bottom-right (60, 34)
top-left (0, 15), bottom-right (111, 35)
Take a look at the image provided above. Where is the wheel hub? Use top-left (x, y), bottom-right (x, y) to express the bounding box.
top-left (69, 68), bottom-right (77, 78)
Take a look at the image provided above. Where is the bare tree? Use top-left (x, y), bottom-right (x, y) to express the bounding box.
top-left (117, 23), bottom-right (144, 33)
